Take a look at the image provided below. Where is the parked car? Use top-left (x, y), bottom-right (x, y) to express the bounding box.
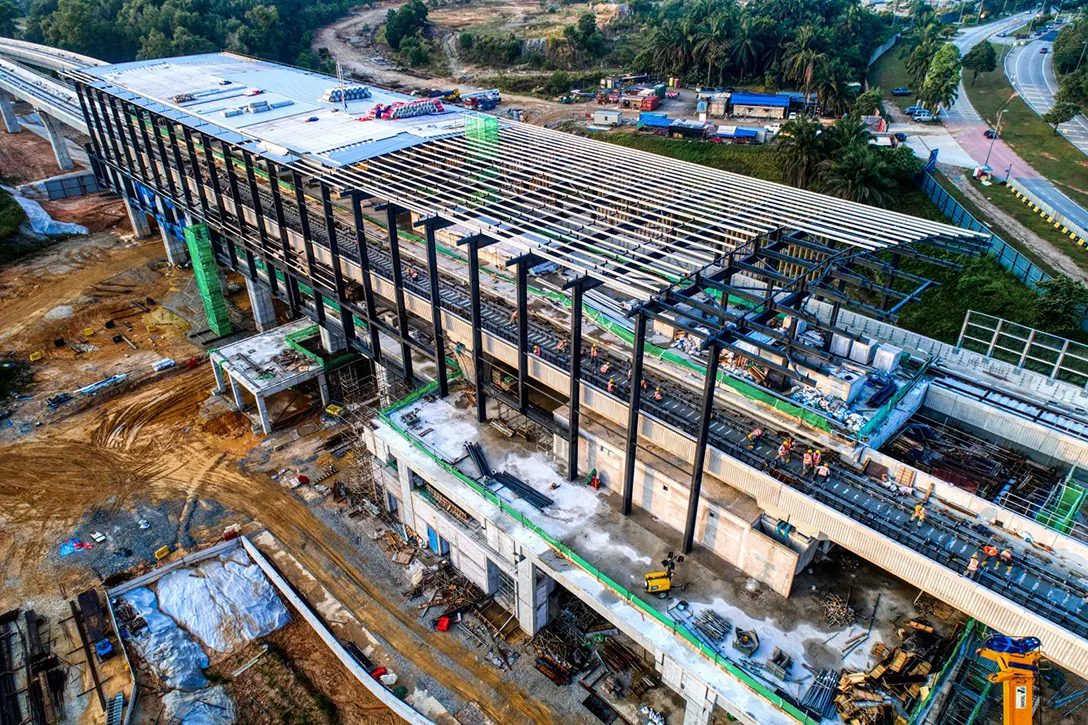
top-left (905, 105), bottom-right (924, 115)
top-left (891, 87), bottom-right (912, 96)
top-left (913, 111), bottom-right (934, 122)
top-left (894, 132), bottom-right (908, 142)
top-left (984, 129), bottom-right (997, 139)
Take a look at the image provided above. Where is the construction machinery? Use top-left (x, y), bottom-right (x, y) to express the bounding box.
top-left (977, 634), bottom-right (1046, 725)
top-left (644, 552), bottom-right (689, 598)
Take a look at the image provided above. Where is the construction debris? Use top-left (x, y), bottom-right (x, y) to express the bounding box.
top-left (823, 590), bottom-right (857, 628)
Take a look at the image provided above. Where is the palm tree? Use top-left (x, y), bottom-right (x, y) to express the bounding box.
top-left (694, 13), bottom-right (732, 86)
top-left (815, 59), bottom-right (855, 117)
top-left (905, 37), bottom-right (938, 87)
top-left (776, 117), bottom-right (825, 189)
top-left (838, 6), bottom-right (864, 36)
top-left (817, 146), bottom-right (897, 207)
top-left (649, 20), bottom-right (691, 75)
top-left (822, 115), bottom-right (872, 152)
top-left (731, 17), bottom-right (763, 81)
top-left (783, 25), bottom-right (827, 101)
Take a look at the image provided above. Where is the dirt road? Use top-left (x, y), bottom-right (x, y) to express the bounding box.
top-left (943, 167), bottom-right (1088, 283)
top-left (0, 366), bottom-right (559, 724)
top-left (311, 2), bottom-right (576, 124)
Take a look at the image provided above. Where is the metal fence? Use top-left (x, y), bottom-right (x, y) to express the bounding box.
top-left (956, 310), bottom-right (1088, 386)
top-left (917, 172), bottom-right (1050, 289)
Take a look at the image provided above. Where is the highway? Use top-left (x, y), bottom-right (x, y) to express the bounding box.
top-left (0, 55), bottom-right (87, 133)
top-left (1006, 35), bottom-right (1088, 156)
top-left (934, 14), bottom-right (1088, 230)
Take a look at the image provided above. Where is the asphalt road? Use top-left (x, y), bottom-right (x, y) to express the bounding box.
top-left (1006, 35), bottom-right (1088, 155)
top-left (933, 13), bottom-right (1088, 229)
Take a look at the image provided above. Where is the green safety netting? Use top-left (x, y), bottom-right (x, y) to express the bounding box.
top-left (1036, 478), bottom-right (1087, 535)
top-left (185, 223), bottom-right (232, 336)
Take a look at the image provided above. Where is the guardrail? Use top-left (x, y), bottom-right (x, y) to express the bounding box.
top-left (1005, 175), bottom-right (1088, 246)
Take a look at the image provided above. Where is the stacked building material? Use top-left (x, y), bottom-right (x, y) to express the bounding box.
top-left (369, 98), bottom-right (444, 120)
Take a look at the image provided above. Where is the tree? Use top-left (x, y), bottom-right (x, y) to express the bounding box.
top-left (0, 0), bottom-right (19, 38)
top-left (1034, 276), bottom-right (1088, 338)
top-left (822, 115), bottom-right (872, 152)
top-left (919, 43), bottom-right (961, 113)
top-left (1043, 100), bottom-right (1081, 134)
top-left (815, 59), bottom-right (855, 117)
top-left (385, 0), bottom-right (427, 51)
top-left (905, 37), bottom-right (938, 87)
top-left (853, 88), bottom-right (883, 116)
top-left (962, 41), bottom-right (996, 85)
top-left (816, 146), bottom-right (898, 207)
top-left (776, 117), bottom-right (824, 189)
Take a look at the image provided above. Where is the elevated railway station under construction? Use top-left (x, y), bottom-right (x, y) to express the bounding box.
top-left (3, 43), bottom-right (1088, 724)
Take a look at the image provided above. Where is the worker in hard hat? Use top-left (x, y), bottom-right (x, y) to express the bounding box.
top-left (510, 309), bottom-right (518, 324)
top-left (802, 449), bottom-right (814, 475)
top-left (812, 449), bottom-right (822, 468)
top-left (607, 378), bottom-right (615, 393)
top-left (533, 344), bottom-right (541, 356)
top-left (814, 462), bottom-right (830, 481)
top-left (600, 361), bottom-right (612, 374)
top-left (910, 503), bottom-right (926, 526)
top-left (590, 343), bottom-right (598, 360)
top-left (999, 548), bottom-right (1014, 575)
top-left (557, 338), bottom-right (568, 353)
top-left (653, 386), bottom-right (662, 401)
top-left (981, 544), bottom-right (999, 567)
top-left (746, 426), bottom-right (764, 449)
top-left (964, 553), bottom-right (980, 579)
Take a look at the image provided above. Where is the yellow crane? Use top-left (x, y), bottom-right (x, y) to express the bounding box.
top-left (977, 635), bottom-right (1045, 725)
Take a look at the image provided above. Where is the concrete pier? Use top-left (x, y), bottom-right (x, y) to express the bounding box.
top-left (246, 277), bottom-right (276, 332)
top-left (0, 90), bottom-right (19, 133)
top-left (40, 112), bottom-right (73, 171)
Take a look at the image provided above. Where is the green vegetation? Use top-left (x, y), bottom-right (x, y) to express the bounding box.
top-left (0, 190), bottom-right (25, 242)
top-left (966, 46), bottom-right (1088, 210)
top-left (869, 46), bottom-right (915, 112)
top-left (592, 130), bottom-right (1087, 343)
top-left (963, 40), bottom-right (997, 85)
top-left (20, 0), bottom-right (361, 70)
top-left (0, 362), bottom-right (30, 400)
top-left (382, 0), bottom-right (444, 68)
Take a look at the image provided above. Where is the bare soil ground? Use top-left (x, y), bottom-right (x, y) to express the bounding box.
top-left (311, 1), bottom-right (578, 125)
top-left (0, 125), bottom-right (75, 184)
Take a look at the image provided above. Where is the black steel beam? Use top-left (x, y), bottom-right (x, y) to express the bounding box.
top-left (467, 235), bottom-right (487, 422)
top-left (621, 311), bottom-right (647, 516)
top-left (384, 204), bottom-right (414, 382)
top-left (422, 220), bottom-right (449, 397)
top-left (320, 182), bottom-right (355, 347)
top-left (350, 193), bottom-right (384, 364)
top-left (565, 276), bottom-right (601, 481)
top-left (266, 162), bottom-right (301, 314)
top-left (684, 340), bottom-right (721, 554)
top-left (243, 150), bottom-right (278, 297)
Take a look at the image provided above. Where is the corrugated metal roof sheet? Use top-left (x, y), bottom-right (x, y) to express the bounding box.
top-left (731, 93), bottom-right (789, 108)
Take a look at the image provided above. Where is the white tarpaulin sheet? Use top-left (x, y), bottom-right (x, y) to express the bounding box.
top-left (121, 588), bottom-right (208, 691)
top-left (1, 186), bottom-right (87, 236)
top-left (162, 685), bottom-right (236, 725)
top-left (156, 547), bottom-right (290, 653)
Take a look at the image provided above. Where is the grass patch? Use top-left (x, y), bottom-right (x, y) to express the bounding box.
top-left (591, 132), bottom-right (1072, 344)
top-left (595, 132), bottom-right (785, 183)
top-left (968, 45), bottom-right (1088, 209)
top-left (929, 169), bottom-right (1062, 275)
top-left (0, 190), bottom-right (25, 241)
top-left (868, 47), bottom-right (915, 113)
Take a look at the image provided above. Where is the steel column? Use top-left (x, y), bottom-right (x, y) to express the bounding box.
top-left (567, 281), bottom-right (586, 481)
top-left (350, 193), bottom-right (383, 364)
top-left (516, 261), bottom-right (529, 411)
top-left (683, 340), bottom-right (721, 555)
top-left (621, 311), bottom-right (647, 516)
top-left (383, 204), bottom-right (414, 382)
top-left (243, 150), bottom-right (277, 297)
top-left (424, 222), bottom-right (449, 397)
top-left (321, 182), bottom-right (355, 345)
top-left (468, 238), bottom-right (486, 423)
top-left (266, 162), bottom-right (301, 314)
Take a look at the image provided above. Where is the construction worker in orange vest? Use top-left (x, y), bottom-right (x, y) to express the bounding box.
top-left (981, 544), bottom-right (999, 567)
top-left (910, 503), bottom-right (926, 526)
top-left (802, 449), bottom-right (814, 475)
top-left (746, 426), bottom-right (764, 449)
top-left (607, 378), bottom-right (615, 393)
top-left (557, 338), bottom-right (568, 353)
top-left (590, 343), bottom-right (598, 360)
top-left (999, 548), bottom-right (1014, 575)
top-left (653, 386), bottom-right (663, 401)
top-left (600, 361), bottom-right (612, 374)
top-left (964, 553), bottom-right (980, 579)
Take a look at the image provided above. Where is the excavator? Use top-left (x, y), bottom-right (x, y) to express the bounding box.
top-left (977, 635), bottom-right (1046, 725)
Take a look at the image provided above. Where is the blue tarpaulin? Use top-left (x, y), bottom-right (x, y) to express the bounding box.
top-left (638, 112), bottom-right (672, 128)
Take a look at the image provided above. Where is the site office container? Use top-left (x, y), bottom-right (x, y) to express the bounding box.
top-left (641, 95), bottom-right (660, 111)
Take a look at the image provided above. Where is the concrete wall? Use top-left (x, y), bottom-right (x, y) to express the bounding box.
top-left (571, 427), bottom-right (803, 597)
top-left (923, 383), bottom-right (1088, 469)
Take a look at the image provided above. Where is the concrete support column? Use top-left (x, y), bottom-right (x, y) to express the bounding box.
top-left (515, 557), bottom-right (543, 635)
top-left (682, 699), bottom-right (713, 725)
top-left (211, 360), bottom-right (226, 394)
top-left (228, 372), bottom-right (245, 411)
top-left (40, 113), bottom-right (74, 171)
top-left (246, 277), bottom-right (276, 332)
top-left (255, 395), bottom-right (272, 435)
top-left (0, 90), bottom-right (20, 134)
top-left (160, 220), bottom-right (188, 266)
top-left (317, 371), bottom-right (331, 406)
top-left (123, 197), bottom-right (152, 238)
top-left (320, 324), bottom-right (347, 355)
top-left (396, 462), bottom-right (416, 528)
